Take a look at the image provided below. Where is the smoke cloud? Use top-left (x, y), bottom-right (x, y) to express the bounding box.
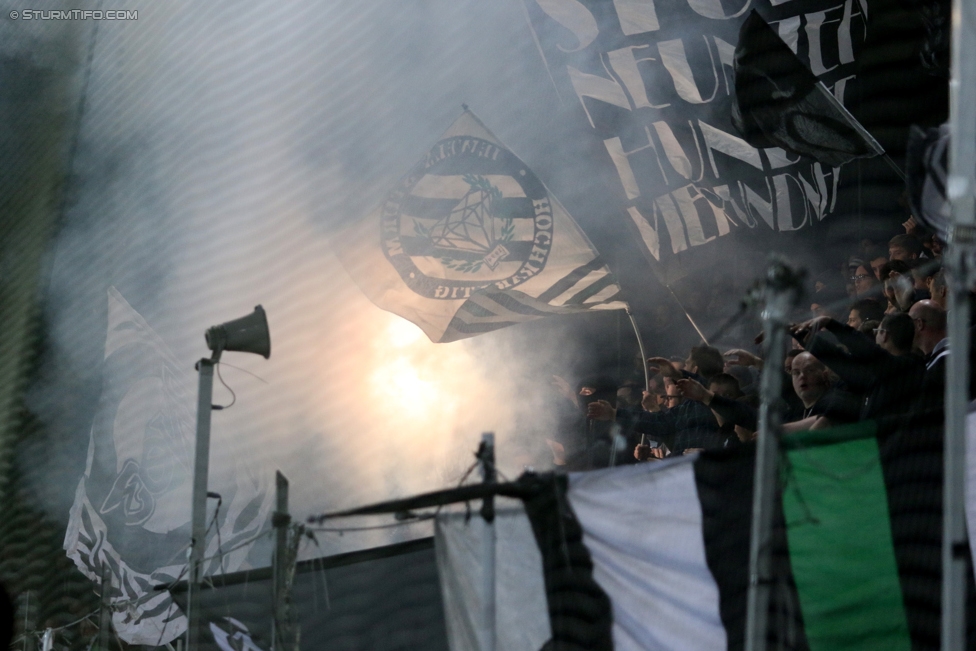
top-left (17, 0), bottom-right (623, 561)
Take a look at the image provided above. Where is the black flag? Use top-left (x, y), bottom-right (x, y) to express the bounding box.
top-left (732, 10), bottom-right (884, 167)
top-left (905, 123), bottom-right (949, 241)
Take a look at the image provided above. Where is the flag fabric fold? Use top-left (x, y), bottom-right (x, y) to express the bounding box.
top-left (336, 110), bottom-right (626, 343)
top-left (732, 10), bottom-right (884, 168)
top-left (434, 505), bottom-right (552, 651)
top-left (507, 420), bottom-right (971, 650)
top-left (905, 123), bottom-right (949, 241)
top-left (64, 288), bottom-right (271, 645)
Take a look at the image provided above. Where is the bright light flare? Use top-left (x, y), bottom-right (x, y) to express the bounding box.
top-left (369, 317), bottom-right (461, 424)
top-left (387, 318), bottom-right (425, 348)
top-left (263, 253), bottom-right (520, 509)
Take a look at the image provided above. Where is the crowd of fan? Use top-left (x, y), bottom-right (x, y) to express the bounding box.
top-left (548, 225), bottom-right (953, 470)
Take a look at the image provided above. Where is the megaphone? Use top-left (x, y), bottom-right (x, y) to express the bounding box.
top-left (205, 305), bottom-right (271, 360)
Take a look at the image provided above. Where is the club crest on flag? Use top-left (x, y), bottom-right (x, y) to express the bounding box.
top-left (382, 137), bottom-right (553, 300)
top-left (337, 109), bottom-right (626, 343)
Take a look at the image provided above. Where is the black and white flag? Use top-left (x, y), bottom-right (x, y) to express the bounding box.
top-left (524, 0), bottom-right (869, 279)
top-left (336, 109), bottom-right (626, 343)
top-left (433, 422), bottom-right (959, 650)
top-left (64, 288), bottom-right (272, 645)
top-left (732, 10), bottom-right (883, 167)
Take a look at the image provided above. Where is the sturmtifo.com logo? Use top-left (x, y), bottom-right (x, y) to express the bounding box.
top-left (381, 136), bottom-right (553, 300)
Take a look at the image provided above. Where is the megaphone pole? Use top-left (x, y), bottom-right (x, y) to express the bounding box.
top-left (185, 306), bottom-right (269, 650)
top-left (186, 356), bottom-right (216, 651)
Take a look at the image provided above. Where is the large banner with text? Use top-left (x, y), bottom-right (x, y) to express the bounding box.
top-left (525, 0), bottom-right (867, 281)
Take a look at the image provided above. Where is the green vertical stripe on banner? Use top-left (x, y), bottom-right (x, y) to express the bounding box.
top-left (782, 432), bottom-right (911, 651)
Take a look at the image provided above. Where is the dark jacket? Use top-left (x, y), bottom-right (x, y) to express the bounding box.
top-left (623, 400), bottom-right (723, 456)
top-left (807, 322), bottom-right (924, 419)
top-left (917, 338), bottom-right (948, 413)
top-left (709, 394), bottom-right (758, 431)
top-left (708, 381), bottom-right (860, 429)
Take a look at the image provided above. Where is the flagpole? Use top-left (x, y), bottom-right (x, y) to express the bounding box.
top-left (942, 0), bottom-right (976, 645)
top-left (664, 284), bottom-right (710, 345)
top-left (744, 259), bottom-right (802, 651)
top-left (186, 358), bottom-right (215, 651)
top-left (625, 307), bottom-right (651, 391)
top-left (518, 0), bottom-right (565, 106)
top-left (478, 433), bottom-right (497, 651)
top-left (880, 154), bottom-right (907, 182)
top-left (272, 471), bottom-right (291, 651)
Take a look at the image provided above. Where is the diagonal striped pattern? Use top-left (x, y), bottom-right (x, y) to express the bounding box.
top-left (337, 110), bottom-right (627, 343)
top-left (440, 275), bottom-right (625, 342)
top-left (63, 288), bottom-right (271, 645)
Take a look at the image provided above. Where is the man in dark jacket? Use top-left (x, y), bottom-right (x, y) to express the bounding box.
top-left (793, 314), bottom-right (924, 420)
top-left (588, 379), bottom-right (724, 457)
top-left (909, 299), bottom-right (948, 411)
top-left (670, 351), bottom-right (857, 434)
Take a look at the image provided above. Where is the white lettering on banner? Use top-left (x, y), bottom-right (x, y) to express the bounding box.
top-left (711, 37), bottom-right (736, 95)
top-left (698, 120), bottom-right (764, 175)
top-left (797, 163), bottom-right (830, 221)
top-left (832, 74), bottom-right (855, 103)
top-left (628, 206), bottom-right (661, 260)
top-left (707, 190), bottom-right (733, 236)
top-left (763, 147), bottom-right (800, 170)
top-left (603, 123), bottom-right (676, 199)
top-left (838, 0), bottom-right (858, 62)
top-left (652, 195), bottom-right (690, 254)
top-left (527, 0), bottom-right (867, 263)
top-left (773, 173), bottom-right (808, 231)
top-left (740, 169), bottom-right (836, 230)
top-left (686, 0), bottom-right (752, 20)
top-left (605, 134), bottom-right (649, 200)
top-left (608, 119), bottom-right (835, 233)
top-left (658, 38), bottom-right (721, 105)
top-left (776, 16), bottom-right (802, 53)
top-left (772, 168), bottom-right (835, 230)
top-left (653, 121), bottom-right (703, 183)
top-left (805, 0), bottom-right (862, 75)
top-left (805, 11), bottom-right (839, 74)
top-left (534, 0), bottom-right (599, 52)
top-left (605, 122), bottom-right (703, 199)
top-left (567, 63), bottom-right (632, 128)
top-left (713, 184), bottom-right (756, 227)
top-left (607, 46), bottom-right (671, 109)
top-left (742, 178), bottom-right (776, 230)
top-left (613, 0), bottom-right (660, 34)
top-left (627, 183), bottom-right (735, 261)
top-left (670, 184), bottom-right (731, 244)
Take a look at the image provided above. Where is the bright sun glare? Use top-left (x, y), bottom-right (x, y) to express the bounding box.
top-left (370, 317), bottom-right (453, 422)
top-left (387, 318), bottom-right (425, 348)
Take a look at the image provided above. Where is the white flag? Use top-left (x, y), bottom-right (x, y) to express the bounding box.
top-left (64, 287), bottom-right (272, 645)
top-left (337, 110), bottom-right (626, 343)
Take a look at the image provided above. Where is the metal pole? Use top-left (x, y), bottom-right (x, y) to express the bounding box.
top-left (22, 591), bottom-right (29, 651)
top-left (272, 471), bottom-right (291, 651)
top-left (745, 260), bottom-right (802, 651)
top-left (664, 284), bottom-right (710, 344)
top-left (944, 0), bottom-right (976, 644)
top-left (479, 433), bottom-right (497, 651)
top-left (943, 243), bottom-right (972, 651)
top-left (625, 308), bottom-right (651, 391)
top-left (186, 359), bottom-right (215, 651)
top-left (98, 564), bottom-right (111, 651)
